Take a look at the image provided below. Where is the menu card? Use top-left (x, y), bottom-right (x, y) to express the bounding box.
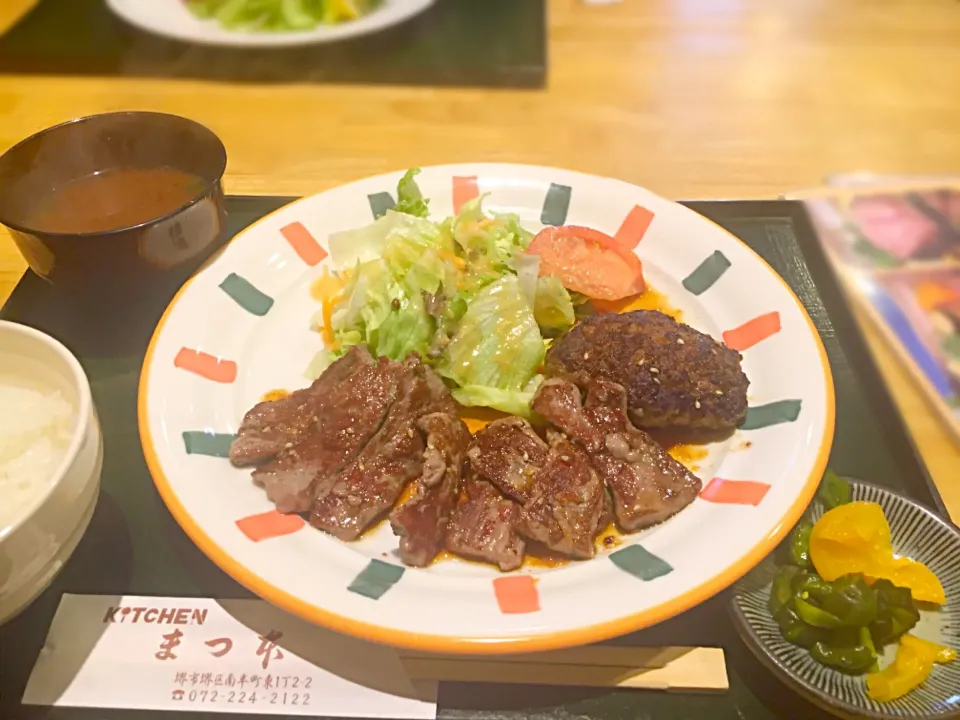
top-left (22, 594), bottom-right (438, 717)
top-left (788, 180), bottom-right (960, 441)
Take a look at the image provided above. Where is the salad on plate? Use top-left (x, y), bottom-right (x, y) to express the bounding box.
top-left (185, 0), bottom-right (384, 32)
top-left (306, 168), bottom-right (648, 416)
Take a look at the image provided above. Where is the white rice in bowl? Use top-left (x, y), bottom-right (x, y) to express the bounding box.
top-left (0, 376), bottom-right (76, 532)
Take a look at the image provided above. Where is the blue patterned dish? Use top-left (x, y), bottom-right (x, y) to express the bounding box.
top-left (730, 479), bottom-right (960, 719)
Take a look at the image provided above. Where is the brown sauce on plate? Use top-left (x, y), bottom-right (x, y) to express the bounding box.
top-left (431, 547), bottom-right (571, 570)
top-left (25, 166), bottom-right (204, 234)
top-left (591, 285), bottom-right (683, 321)
top-left (667, 442), bottom-right (708, 472)
top-left (596, 523), bottom-right (624, 551)
top-left (260, 388), bottom-right (291, 402)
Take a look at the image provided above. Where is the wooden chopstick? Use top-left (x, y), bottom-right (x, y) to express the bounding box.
top-left (399, 646), bottom-right (728, 692)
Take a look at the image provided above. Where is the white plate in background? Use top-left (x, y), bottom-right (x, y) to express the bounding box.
top-left (106, 0), bottom-right (435, 48)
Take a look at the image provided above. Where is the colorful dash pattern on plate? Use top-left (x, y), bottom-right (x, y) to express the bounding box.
top-left (723, 311), bottom-right (781, 351)
top-left (700, 478), bottom-right (771, 507)
top-left (174, 348), bottom-right (237, 383)
top-left (349, 559), bottom-right (405, 600)
top-left (368, 192), bottom-right (396, 220)
top-left (615, 205), bottom-right (656, 249)
top-left (280, 221), bottom-right (328, 266)
top-left (493, 576), bottom-right (540, 614)
top-left (453, 176), bottom-right (479, 214)
top-left (175, 174), bottom-right (810, 615)
top-left (219, 273), bottom-right (274, 317)
top-left (236, 510), bottom-right (305, 542)
top-left (182, 431), bottom-right (236, 458)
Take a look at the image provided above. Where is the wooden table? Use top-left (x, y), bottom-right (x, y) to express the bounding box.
top-left (1, 0), bottom-right (958, 517)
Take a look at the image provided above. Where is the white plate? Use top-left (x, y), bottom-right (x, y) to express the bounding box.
top-left (139, 164), bottom-right (835, 653)
top-left (106, 0), bottom-right (435, 48)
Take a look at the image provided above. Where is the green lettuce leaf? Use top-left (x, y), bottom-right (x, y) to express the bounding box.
top-left (328, 210), bottom-right (448, 271)
top-left (394, 168), bottom-right (429, 218)
top-left (379, 218), bottom-right (456, 297)
top-left (493, 210), bottom-right (534, 250)
top-left (452, 384), bottom-right (540, 418)
top-left (331, 259), bottom-right (434, 361)
top-left (374, 289), bottom-right (434, 361)
top-left (533, 276), bottom-right (575, 332)
top-left (439, 275), bottom-right (545, 414)
top-left (447, 195), bottom-right (535, 296)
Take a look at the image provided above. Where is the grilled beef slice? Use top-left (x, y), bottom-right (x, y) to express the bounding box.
top-left (229, 345), bottom-right (372, 467)
top-left (532, 378), bottom-right (702, 531)
top-left (466, 418), bottom-right (549, 504)
top-left (468, 418), bottom-right (605, 560)
top-left (310, 357), bottom-right (456, 540)
top-left (518, 432), bottom-right (605, 559)
top-left (544, 310), bottom-right (749, 432)
top-left (250, 352), bottom-right (411, 514)
top-left (390, 412), bottom-right (471, 567)
top-left (445, 470), bottom-right (525, 572)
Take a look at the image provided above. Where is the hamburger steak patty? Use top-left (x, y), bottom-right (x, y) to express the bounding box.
top-left (544, 310), bottom-right (749, 431)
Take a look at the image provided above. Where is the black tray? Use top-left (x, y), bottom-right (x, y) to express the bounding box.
top-left (0, 196), bottom-right (946, 720)
top-left (0, 0), bottom-right (546, 88)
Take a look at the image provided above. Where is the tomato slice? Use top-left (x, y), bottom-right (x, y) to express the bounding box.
top-left (527, 225), bottom-right (646, 301)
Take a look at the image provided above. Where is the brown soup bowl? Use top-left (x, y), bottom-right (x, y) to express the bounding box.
top-left (0, 112), bottom-right (228, 299)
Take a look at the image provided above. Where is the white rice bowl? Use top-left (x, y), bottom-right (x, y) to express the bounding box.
top-left (0, 379), bottom-right (76, 532)
top-left (0, 321), bottom-right (102, 623)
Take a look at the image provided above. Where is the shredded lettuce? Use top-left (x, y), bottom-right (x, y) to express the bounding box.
top-left (446, 196), bottom-right (535, 298)
top-left (380, 223), bottom-right (452, 297)
top-left (438, 276), bottom-right (545, 415)
top-left (534, 276), bottom-right (575, 332)
top-left (373, 289), bottom-right (434, 361)
top-left (330, 259), bottom-right (433, 361)
top-left (185, 0), bottom-right (384, 31)
top-left (394, 168), bottom-right (430, 218)
top-left (512, 253), bottom-right (540, 309)
top-left (452, 384), bottom-right (541, 418)
top-left (328, 211), bottom-right (442, 270)
top-left (312, 170), bottom-right (560, 415)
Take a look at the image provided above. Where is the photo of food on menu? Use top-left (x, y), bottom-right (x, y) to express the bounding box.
top-left (796, 183), bottom-right (960, 436)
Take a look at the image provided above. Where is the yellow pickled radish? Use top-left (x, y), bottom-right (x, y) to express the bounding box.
top-left (867, 559), bottom-right (946, 605)
top-left (810, 502), bottom-right (891, 580)
top-left (900, 634), bottom-right (958, 664)
top-left (867, 634), bottom-right (957, 702)
top-left (810, 501), bottom-right (945, 604)
top-left (867, 652), bottom-right (929, 702)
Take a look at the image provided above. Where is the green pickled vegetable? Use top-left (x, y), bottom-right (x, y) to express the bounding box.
top-left (870, 579), bottom-right (920, 645)
top-left (810, 627), bottom-right (877, 674)
top-left (807, 573), bottom-right (878, 628)
top-left (773, 603), bottom-right (827, 648)
top-left (818, 469), bottom-right (852, 510)
top-left (791, 570), bottom-right (828, 596)
top-left (786, 522), bottom-right (813, 569)
top-left (769, 565), bottom-right (801, 616)
top-left (766, 467), bottom-right (923, 677)
top-left (795, 598), bottom-right (844, 629)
